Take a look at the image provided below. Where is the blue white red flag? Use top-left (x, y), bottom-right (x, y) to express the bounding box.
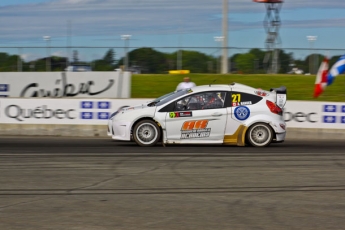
top-left (314, 55), bottom-right (345, 97)
top-left (327, 55), bottom-right (345, 85)
top-left (314, 57), bottom-right (329, 98)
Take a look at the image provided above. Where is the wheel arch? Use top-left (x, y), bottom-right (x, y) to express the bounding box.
top-left (245, 122), bottom-right (275, 147)
top-left (130, 117), bottom-right (163, 140)
top-left (242, 115), bottom-right (279, 141)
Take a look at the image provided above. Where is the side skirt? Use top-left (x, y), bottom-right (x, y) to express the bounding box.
top-left (223, 125), bottom-right (248, 146)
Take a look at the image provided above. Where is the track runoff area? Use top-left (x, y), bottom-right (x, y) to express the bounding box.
top-left (1, 136), bottom-right (345, 230)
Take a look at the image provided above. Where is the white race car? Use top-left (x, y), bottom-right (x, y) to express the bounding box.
top-left (107, 82), bottom-right (287, 147)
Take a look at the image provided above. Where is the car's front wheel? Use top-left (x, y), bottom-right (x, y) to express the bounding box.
top-left (133, 120), bottom-right (161, 147)
top-left (246, 123), bottom-right (273, 147)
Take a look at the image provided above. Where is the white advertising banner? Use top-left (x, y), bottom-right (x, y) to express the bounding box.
top-left (284, 100), bottom-right (345, 129)
top-left (0, 71), bottom-right (131, 98)
top-left (0, 98), bottom-right (150, 124)
top-left (0, 99), bottom-right (344, 129)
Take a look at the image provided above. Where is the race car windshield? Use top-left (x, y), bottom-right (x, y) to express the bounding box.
top-left (151, 89), bottom-right (189, 107)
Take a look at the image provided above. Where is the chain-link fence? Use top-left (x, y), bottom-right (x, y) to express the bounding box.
top-left (1, 46), bottom-right (345, 74)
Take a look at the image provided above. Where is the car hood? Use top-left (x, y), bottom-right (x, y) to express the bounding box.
top-left (114, 103), bottom-right (156, 121)
top-left (122, 103), bottom-right (152, 112)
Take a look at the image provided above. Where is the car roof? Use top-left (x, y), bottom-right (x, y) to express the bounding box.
top-left (189, 82), bottom-right (257, 93)
top-left (230, 82), bottom-right (258, 92)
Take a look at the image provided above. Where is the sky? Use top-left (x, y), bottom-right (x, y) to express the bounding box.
top-left (1, 0), bottom-right (345, 62)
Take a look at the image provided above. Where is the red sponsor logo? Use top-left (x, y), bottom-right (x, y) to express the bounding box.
top-left (181, 120), bottom-right (209, 130)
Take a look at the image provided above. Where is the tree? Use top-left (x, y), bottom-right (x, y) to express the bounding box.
top-left (0, 53), bottom-right (22, 71)
top-left (93, 49), bottom-right (117, 71)
top-left (278, 51), bottom-right (294, 74)
top-left (169, 50), bottom-right (215, 73)
top-left (235, 53), bottom-right (256, 74)
top-left (118, 48), bottom-right (169, 73)
top-left (103, 49), bottom-right (116, 66)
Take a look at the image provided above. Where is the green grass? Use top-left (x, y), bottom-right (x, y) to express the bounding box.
top-left (131, 74), bottom-right (345, 102)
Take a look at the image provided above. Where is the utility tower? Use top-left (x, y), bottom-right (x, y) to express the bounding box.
top-left (254, 0), bottom-right (283, 74)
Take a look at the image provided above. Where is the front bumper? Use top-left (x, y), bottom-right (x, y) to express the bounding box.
top-left (107, 119), bottom-right (112, 136)
top-left (108, 119), bottom-right (132, 141)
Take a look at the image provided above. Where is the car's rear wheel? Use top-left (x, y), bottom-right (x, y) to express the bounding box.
top-left (133, 120), bottom-right (161, 147)
top-left (246, 123), bottom-right (273, 147)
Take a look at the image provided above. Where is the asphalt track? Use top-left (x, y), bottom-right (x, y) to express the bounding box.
top-left (1, 137), bottom-right (345, 230)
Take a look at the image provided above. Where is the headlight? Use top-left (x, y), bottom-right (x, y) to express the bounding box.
top-left (109, 105), bottom-right (130, 119)
top-left (110, 112), bottom-right (117, 119)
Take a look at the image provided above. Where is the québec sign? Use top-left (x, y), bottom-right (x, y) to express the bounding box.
top-left (284, 101), bottom-right (345, 129)
top-left (20, 73), bottom-right (114, 97)
top-left (0, 71), bottom-right (131, 98)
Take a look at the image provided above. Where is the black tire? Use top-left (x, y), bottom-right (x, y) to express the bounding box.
top-left (133, 120), bottom-right (161, 147)
top-left (246, 123), bottom-right (273, 147)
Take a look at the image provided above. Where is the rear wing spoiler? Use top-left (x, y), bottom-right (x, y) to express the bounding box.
top-left (270, 86), bottom-right (287, 108)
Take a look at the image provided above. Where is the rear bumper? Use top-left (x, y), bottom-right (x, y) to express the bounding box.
top-left (274, 132), bottom-right (286, 142)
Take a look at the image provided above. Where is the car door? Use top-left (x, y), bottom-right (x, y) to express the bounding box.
top-left (224, 91), bottom-right (264, 137)
top-left (164, 91), bottom-right (228, 143)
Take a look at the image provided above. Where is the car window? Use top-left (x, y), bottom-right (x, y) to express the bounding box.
top-left (229, 91), bottom-right (263, 107)
top-left (150, 89), bottom-right (190, 107)
top-left (175, 91), bottom-right (226, 111)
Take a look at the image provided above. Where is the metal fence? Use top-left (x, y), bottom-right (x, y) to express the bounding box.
top-left (1, 46), bottom-right (345, 74)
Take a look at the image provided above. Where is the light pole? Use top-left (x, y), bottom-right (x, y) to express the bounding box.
top-left (307, 36), bottom-right (317, 74)
top-left (214, 36), bottom-right (224, 73)
top-left (66, 20), bottom-right (72, 68)
top-left (17, 47), bottom-right (22, 72)
top-left (121, 35), bottom-right (131, 71)
top-left (222, 0), bottom-right (228, 74)
top-left (43, 36), bottom-right (51, 71)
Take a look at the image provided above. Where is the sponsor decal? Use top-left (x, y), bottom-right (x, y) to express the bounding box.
top-left (232, 93), bottom-right (252, 106)
top-left (323, 116), bottom-right (336, 123)
top-left (321, 105), bottom-right (345, 124)
top-left (98, 112), bottom-right (109, 120)
top-left (80, 101), bottom-right (111, 120)
top-left (232, 93), bottom-right (241, 104)
top-left (0, 84), bottom-right (9, 97)
top-left (5, 105), bottom-right (76, 121)
top-left (233, 101), bottom-right (252, 106)
top-left (0, 84), bottom-right (9, 92)
top-left (240, 101), bottom-right (252, 105)
top-left (254, 90), bottom-right (269, 96)
top-left (342, 106), bottom-right (345, 113)
top-left (277, 94), bottom-right (286, 108)
top-left (169, 111), bottom-right (192, 118)
top-left (180, 120), bottom-right (211, 139)
top-left (323, 105), bottom-right (337, 113)
top-left (284, 112), bottom-right (317, 123)
top-left (234, 106), bottom-right (250, 121)
top-left (20, 73), bottom-right (114, 97)
top-left (98, 101), bottom-right (110, 109)
top-left (341, 116), bottom-right (345, 124)
top-left (285, 104), bottom-right (345, 124)
top-left (81, 101), bottom-right (93, 109)
top-left (81, 112), bottom-right (93, 120)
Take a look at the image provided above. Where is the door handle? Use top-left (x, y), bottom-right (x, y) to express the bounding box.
top-left (211, 112), bottom-right (222, 117)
